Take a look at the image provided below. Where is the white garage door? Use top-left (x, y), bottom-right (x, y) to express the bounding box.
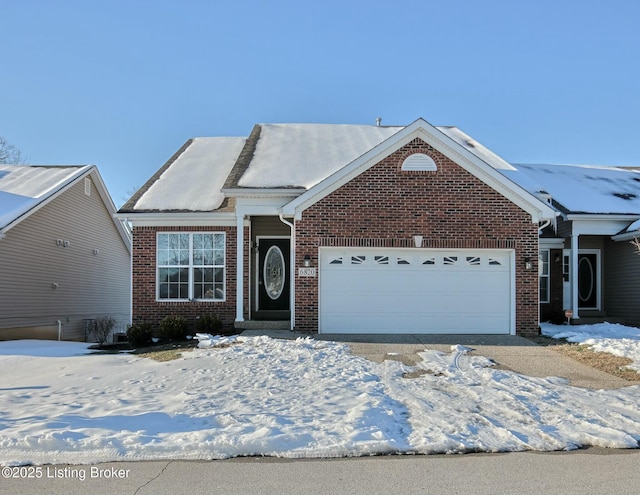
top-left (319, 248), bottom-right (513, 334)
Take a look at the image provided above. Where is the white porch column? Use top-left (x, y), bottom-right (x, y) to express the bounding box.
top-left (235, 212), bottom-right (244, 322)
top-left (571, 233), bottom-right (579, 320)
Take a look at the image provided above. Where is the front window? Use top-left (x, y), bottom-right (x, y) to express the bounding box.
top-left (157, 232), bottom-right (225, 301)
top-left (539, 249), bottom-right (550, 303)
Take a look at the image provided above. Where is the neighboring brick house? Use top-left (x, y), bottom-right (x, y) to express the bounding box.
top-left (119, 118), bottom-right (560, 336)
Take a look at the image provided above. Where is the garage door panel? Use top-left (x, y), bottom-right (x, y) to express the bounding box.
top-left (319, 248), bottom-right (513, 334)
top-left (323, 290), bottom-right (509, 314)
top-left (322, 312), bottom-right (509, 334)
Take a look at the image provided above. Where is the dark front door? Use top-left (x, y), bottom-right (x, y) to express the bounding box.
top-left (578, 253), bottom-right (598, 309)
top-left (257, 238), bottom-right (290, 317)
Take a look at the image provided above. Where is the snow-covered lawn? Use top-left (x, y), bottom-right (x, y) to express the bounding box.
top-left (541, 322), bottom-right (640, 372)
top-left (1, 334), bottom-right (639, 466)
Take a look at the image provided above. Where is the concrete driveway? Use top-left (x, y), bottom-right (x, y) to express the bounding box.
top-left (241, 330), bottom-right (636, 389)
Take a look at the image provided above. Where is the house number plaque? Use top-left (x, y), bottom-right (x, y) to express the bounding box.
top-left (298, 267), bottom-right (317, 277)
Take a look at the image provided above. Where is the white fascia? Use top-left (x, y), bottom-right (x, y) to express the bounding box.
top-left (539, 238), bottom-right (565, 249)
top-left (222, 188), bottom-right (305, 199)
top-left (612, 229), bottom-right (640, 241)
top-left (282, 118), bottom-right (557, 223)
top-left (115, 212), bottom-right (241, 227)
top-left (567, 215), bottom-right (640, 237)
top-left (233, 193), bottom-right (305, 218)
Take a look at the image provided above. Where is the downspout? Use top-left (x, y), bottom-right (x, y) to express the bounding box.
top-left (538, 219), bottom-right (551, 234)
top-left (125, 217), bottom-right (133, 326)
top-left (279, 213), bottom-right (295, 331)
top-left (57, 320), bottom-right (63, 341)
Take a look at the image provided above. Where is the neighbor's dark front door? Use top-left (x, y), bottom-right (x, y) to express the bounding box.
top-left (578, 252), bottom-right (598, 309)
top-left (257, 238), bottom-right (290, 317)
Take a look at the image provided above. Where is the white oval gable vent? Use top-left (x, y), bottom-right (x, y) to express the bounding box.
top-left (401, 153), bottom-right (437, 171)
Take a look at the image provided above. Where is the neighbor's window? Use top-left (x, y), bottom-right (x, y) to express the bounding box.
top-left (157, 232), bottom-right (225, 301)
top-left (539, 249), bottom-right (550, 303)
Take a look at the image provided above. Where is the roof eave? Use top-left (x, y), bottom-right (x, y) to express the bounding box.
top-left (567, 213), bottom-right (640, 221)
top-left (222, 187), bottom-right (306, 198)
top-left (114, 211), bottom-right (238, 227)
top-left (612, 230), bottom-right (640, 241)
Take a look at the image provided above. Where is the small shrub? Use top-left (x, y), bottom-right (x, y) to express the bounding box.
top-left (127, 322), bottom-right (153, 347)
top-left (195, 314), bottom-right (223, 334)
top-left (159, 315), bottom-right (188, 341)
top-left (90, 316), bottom-right (117, 345)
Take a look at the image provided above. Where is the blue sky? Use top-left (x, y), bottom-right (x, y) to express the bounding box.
top-left (2, 0), bottom-right (639, 206)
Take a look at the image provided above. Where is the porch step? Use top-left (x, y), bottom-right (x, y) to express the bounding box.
top-left (571, 317), bottom-right (626, 325)
top-left (234, 320), bottom-right (291, 330)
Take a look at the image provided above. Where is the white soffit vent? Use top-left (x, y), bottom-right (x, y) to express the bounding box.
top-left (401, 153), bottom-right (437, 171)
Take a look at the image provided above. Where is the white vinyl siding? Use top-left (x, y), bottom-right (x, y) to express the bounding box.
top-left (157, 232), bottom-right (225, 301)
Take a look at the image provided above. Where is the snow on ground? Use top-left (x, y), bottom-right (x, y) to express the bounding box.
top-left (1, 335), bottom-right (639, 466)
top-left (541, 322), bottom-right (640, 372)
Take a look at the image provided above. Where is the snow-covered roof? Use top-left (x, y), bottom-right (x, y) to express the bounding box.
top-left (127, 137), bottom-right (246, 212)
top-left (235, 124), bottom-right (403, 189)
top-left (121, 121), bottom-right (559, 217)
top-left (0, 164), bottom-right (90, 231)
top-left (501, 163), bottom-right (640, 215)
top-left (437, 126), bottom-right (517, 171)
top-left (627, 218), bottom-right (640, 232)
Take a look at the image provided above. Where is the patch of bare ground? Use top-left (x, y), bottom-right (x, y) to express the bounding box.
top-left (135, 341), bottom-right (197, 362)
top-left (529, 335), bottom-right (640, 382)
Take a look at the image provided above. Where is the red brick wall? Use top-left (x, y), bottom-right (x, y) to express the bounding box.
top-left (294, 138), bottom-right (540, 336)
top-left (131, 225), bottom-right (249, 332)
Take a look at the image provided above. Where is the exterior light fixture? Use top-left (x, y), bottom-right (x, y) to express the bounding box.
top-left (303, 255), bottom-right (311, 267)
top-left (525, 257), bottom-right (532, 270)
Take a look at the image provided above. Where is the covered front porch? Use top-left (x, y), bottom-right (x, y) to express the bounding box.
top-left (234, 214), bottom-right (295, 331)
top-left (540, 215), bottom-right (640, 326)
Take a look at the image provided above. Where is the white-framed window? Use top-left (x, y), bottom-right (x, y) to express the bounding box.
top-left (157, 232), bottom-right (225, 301)
top-left (539, 249), bottom-right (550, 303)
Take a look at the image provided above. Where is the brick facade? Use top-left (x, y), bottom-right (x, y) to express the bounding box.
top-left (131, 225), bottom-right (249, 332)
top-left (294, 138), bottom-right (541, 336)
top-left (131, 138), bottom-right (542, 336)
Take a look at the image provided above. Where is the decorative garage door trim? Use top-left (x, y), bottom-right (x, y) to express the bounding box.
top-left (319, 247), bottom-right (515, 335)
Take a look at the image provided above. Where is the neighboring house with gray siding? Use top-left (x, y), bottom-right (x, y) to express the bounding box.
top-left (0, 164), bottom-right (131, 341)
top-left (502, 164), bottom-right (640, 326)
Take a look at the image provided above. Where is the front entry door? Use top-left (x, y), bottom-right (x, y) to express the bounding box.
top-left (562, 250), bottom-right (600, 310)
top-left (577, 252), bottom-right (598, 309)
top-left (256, 238), bottom-right (290, 318)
